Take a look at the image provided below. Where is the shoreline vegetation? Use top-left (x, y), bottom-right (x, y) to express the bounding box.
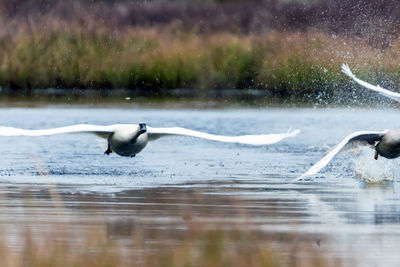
top-left (0, 223), bottom-right (338, 267)
top-left (2, 229), bottom-right (339, 267)
top-left (0, 222), bottom-right (339, 267)
top-left (1, 0), bottom-right (400, 104)
top-left (0, 187), bottom-right (341, 267)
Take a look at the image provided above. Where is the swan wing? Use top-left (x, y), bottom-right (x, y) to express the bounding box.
top-left (147, 127), bottom-right (300, 145)
top-left (296, 130), bottom-right (387, 181)
top-left (0, 124), bottom-right (116, 138)
top-left (342, 64), bottom-right (400, 103)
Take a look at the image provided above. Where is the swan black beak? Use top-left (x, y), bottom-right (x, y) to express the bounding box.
top-left (374, 151), bottom-right (379, 160)
top-left (139, 123), bottom-right (147, 134)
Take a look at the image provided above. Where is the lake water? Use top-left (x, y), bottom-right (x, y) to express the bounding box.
top-left (1, 107), bottom-right (400, 265)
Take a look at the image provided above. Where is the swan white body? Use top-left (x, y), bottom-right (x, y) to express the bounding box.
top-left (0, 124), bottom-right (300, 157)
top-left (296, 129), bottom-right (400, 181)
top-left (342, 64), bottom-right (400, 103)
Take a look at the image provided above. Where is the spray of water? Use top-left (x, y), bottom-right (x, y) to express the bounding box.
top-left (352, 147), bottom-right (399, 183)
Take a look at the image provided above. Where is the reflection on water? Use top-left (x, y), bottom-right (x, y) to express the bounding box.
top-left (1, 107), bottom-right (400, 265)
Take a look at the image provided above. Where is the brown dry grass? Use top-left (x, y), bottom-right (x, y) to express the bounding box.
top-left (1, 0), bottom-right (400, 102)
top-left (0, 221), bottom-right (342, 267)
top-left (0, 184), bottom-right (343, 267)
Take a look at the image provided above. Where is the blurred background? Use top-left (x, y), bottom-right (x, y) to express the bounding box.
top-left (0, 0), bottom-right (399, 105)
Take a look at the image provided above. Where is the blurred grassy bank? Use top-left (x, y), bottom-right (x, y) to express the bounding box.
top-left (0, 226), bottom-right (339, 267)
top-left (3, 27), bottom-right (400, 101)
top-left (1, 0), bottom-right (400, 103)
top-left (0, 185), bottom-right (343, 267)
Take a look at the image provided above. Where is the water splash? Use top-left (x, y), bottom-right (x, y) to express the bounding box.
top-left (352, 147), bottom-right (399, 183)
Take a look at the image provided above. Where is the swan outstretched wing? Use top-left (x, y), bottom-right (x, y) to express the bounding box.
top-left (296, 130), bottom-right (387, 181)
top-left (0, 124), bottom-right (301, 145)
top-left (0, 124), bottom-right (116, 138)
top-left (147, 127), bottom-right (300, 145)
top-left (342, 64), bottom-right (400, 103)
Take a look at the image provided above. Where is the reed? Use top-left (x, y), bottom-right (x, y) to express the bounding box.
top-left (0, 222), bottom-right (341, 267)
top-left (1, 16), bottom-right (400, 100)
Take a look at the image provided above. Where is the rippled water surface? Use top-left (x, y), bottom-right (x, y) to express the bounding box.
top-left (1, 107), bottom-right (400, 265)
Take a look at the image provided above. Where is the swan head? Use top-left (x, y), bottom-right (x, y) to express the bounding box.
top-left (139, 123), bottom-right (147, 134)
top-left (108, 124), bottom-right (148, 157)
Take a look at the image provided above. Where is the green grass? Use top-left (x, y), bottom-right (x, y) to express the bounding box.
top-left (1, 22), bottom-right (400, 101)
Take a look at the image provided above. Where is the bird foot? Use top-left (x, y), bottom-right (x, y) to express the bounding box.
top-left (374, 151), bottom-right (379, 160)
top-left (104, 145), bottom-right (112, 155)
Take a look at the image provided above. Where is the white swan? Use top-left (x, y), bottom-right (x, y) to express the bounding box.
top-left (296, 65), bottom-right (400, 180)
top-left (296, 129), bottom-right (400, 181)
top-left (342, 64), bottom-right (400, 103)
top-left (0, 123), bottom-right (300, 157)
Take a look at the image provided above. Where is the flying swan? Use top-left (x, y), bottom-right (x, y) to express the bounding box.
top-left (342, 63), bottom-right (400, 103)
top-left (297, 129), bottom-right (400, 181)
top-left (0, 124), bottom-right (300, 157)
top-left (296, 65), bottom-right (400, 181)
